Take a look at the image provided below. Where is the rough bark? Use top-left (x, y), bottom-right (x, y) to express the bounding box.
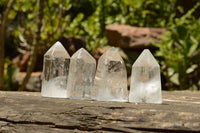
top-left (18, 0), bottom-right (44, 91)
top-left (0, 0), bottom-right (15, 90)
top-left (0, 91), bottom-right (199, 132)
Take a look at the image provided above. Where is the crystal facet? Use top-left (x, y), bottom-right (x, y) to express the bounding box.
top-left (41, 41), bottom-right (70, 98)
top-left (93, 47), bottom-right (128, 102)
top-left (67, 48), bottom-right (96, 99)
top-left (129, 49), bottom-right (162, 104)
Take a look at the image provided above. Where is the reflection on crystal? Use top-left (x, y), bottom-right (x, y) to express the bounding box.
top-left (93, 47), bottom-right (128, 102)
top-left (67, 48), bottom-right (96, 99)
top-left (129, 49), bottom-right (162, 104)
top-left (41, 41), bottom-right (70, 98)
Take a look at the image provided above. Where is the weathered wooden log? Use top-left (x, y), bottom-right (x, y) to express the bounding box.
top-left (0, 91), bottom-right (199, 132)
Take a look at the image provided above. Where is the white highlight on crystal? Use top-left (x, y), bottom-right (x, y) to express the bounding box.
top-left (42, 76), bottom-right (67, 98)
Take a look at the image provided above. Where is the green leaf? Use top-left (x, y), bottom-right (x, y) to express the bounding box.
top-left (28, 14), bottom-right (34, 19)
top-left (8, 10), bottom-right (17, 20)
top-left (170, 73), bottom-right (179, 85)
top-left (188, 42), bottom-right (198, 57)
top-left (123, 0), bottom-right (129, 5)
top-left (176, 26), bottom-right (187, 40)
top-left (10, 66), bottom-right (19, 81)
top-left (186, 64), bottom-right (198, 74)
top-left (53, 0), bottom-right (59, 4)
top-left (13, 2), bottom-right (20, 10)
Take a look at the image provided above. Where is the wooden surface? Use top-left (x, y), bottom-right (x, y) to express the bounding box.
top-left (0, 91), bottom-right (199, 133)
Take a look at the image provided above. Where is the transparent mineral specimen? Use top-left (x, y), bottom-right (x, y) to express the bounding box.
top-left (41, 41), bottom-right (70, 98)
top-left (129, 49), bottom-right (162, 104)
top-left (93, 47), bottom-right (128, 102)
top-left (67, 48), bottom-right (96, 99)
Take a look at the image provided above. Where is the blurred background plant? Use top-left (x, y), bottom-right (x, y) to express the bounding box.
top-left (0, 0), bottom-right (199, 91)
top-left (153, 3), bottom-right (200, 90)
top-left (3, 58), bottom-right (19, 91)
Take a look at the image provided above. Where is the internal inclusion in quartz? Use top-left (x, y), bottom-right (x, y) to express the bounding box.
top-left (41, 42), bottom-right (162, 103)
top-left (67, 48), bottom-right (96, 99)
top-left (41, 41), bottom-right (70, 98)
top-left (129, 49), bottom-right (162, 104)
top-left (93, 47), bottom-right (128, 102)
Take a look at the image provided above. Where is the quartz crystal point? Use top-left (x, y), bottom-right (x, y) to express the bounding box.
top-left (41, 41), bottom-right (70, 98)
top-left (93, 47), bottom-right (128, 102)
top-left (129, 49), bottom-right (162, 104)
top-left (67, 48), bottom-right (96, 99)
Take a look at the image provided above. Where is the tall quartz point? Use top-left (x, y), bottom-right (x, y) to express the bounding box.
top-left (41, 41), bottom-right (70, 98)
top-left (129, 49), bottom-right (162, 104)
top-left (67, 48), bottom-right (96, 99)
top-left (93, 47), bottom-right (128, 102)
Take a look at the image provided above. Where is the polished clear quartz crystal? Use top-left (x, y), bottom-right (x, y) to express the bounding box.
top-left (93, 47), bottom-right (128, 102)
top-left (67, 48), bottom-right (96, 99)
top-left (41, 41), bottom-right (70, 98)
top-left (129, 49), bottom-right (162, 104)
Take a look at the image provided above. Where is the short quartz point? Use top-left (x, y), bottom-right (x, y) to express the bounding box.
top-left (67, 48), bottom-right (96, 99)
top-left (93, 47), bottom-right (128, 102)
top-left (41, 41), bottom-right (70, 98)
top-left (129, 49), bottom-right (162, 104)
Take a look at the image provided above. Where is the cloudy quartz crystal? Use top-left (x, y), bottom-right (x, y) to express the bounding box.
top-left (129, 49), bottom-right (162, 104)
top-left (67, 48), bottom-right (96, 99)
top-left (93, 47), bottom-right (128, 102)
top-left (41, 41), bottom-right (70, 98)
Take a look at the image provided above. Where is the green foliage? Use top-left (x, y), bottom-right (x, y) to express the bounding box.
top-left (95, 0), bottom-right (176, 27)
top-left (3, 0), bottom-right (200, 91)
top-left (154, 3), bottom-right (200, 90)
top-left (10, 0), bottom-right (73, 52)
top-left (66, 0), bottom-right (177, 51)
top-left (8, 0), bottom-right (177, 52)
top-left (4, 58), bottom-right (19, 91)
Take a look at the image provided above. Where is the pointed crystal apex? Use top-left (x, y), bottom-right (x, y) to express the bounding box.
top-left (71, 48), bottom-right (96, 63)
top-left (93, 47), bottom-right (128, 102)
top-left (129, 49), bottom-right (162, 104)
top-left (133, 49), bottom-right (159, 67)
top-left (101, 47), bottom-right (123, 61)
top-left (44, 41), bottom-right (70, 58)
top-left (67, 48), bottom-right (96, 99)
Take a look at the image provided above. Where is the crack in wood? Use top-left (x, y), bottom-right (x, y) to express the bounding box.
top-left (126, 126), bottom-right (200, 133)
top-left (0, 118), bottom-right (55, 126)
top-left (1, 116), bottom-right (199, 132)
top-left (0, 91), bottom-right (200, 132)
top-left (0, 117), bottom-right (127, 132)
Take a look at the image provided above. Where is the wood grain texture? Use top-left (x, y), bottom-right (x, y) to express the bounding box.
top-left (0, 91), bottom-right (199, 133)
